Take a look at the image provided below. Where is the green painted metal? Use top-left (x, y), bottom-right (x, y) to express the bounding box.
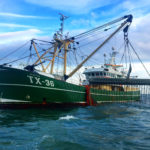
top-left (0, 66), bottom-right (140, 105)
top-left (90, 88), bottom-right (140, 102)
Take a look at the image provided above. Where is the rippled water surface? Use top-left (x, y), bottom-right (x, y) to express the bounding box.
top-left (0, 101), bottom-right (150, 150)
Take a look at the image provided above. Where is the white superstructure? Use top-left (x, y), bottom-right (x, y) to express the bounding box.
top-left (82, 48), bottom-right (127, 85)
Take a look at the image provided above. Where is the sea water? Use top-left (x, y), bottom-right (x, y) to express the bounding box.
top-left (0, 99), bottom-right (150, 150)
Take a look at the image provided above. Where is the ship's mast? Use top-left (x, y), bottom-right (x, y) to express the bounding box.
top-left (58, 13), bottom-right (69, 76)
top-left (104, 53), bottom-right (107, 64)
top-left (30, 14), bottom-right (132, 81)
top-left (110, 47), bottom-right (118, 65)
top-left (59, 13), bottom-right (69, 39)
top-left (32, 13), bottom-right (72, 78)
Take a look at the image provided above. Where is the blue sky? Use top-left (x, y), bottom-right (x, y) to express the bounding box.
top-left (0, 0), bottom-right (150, 78)
top-left (0, 0), bottom-right (149, 57)
top-left (0, 0), bottom-right (150, 35)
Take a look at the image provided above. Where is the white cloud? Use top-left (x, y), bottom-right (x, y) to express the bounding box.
top-left (131, 62), bottom-right (150, 78)
top-left (90, 12), bottom-right (99, 19)
top-left (122, 0), bottom-right (150, 13)
top-left (71, 19), bottom-right (90, 27)
top-left (0, 29), bottom-right (41, 44)
top-left (129, 13), bottom-right (150, 60)
top-left (0, 12), bottom-right (53, 19)
top-left (0, 23), bottom-right (33, 28)
top-left (99, 0), bottom-right (150, 19)
top-left (25, 0), bottom-right (114, 14)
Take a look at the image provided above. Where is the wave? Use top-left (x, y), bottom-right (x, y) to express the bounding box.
top-left (59, 115), bottom-right (78, 120)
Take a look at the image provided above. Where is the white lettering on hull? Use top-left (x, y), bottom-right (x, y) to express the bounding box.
top-left (35, 77), bottom-right (41, 85)
top-left (27, 75), bottom-right (54, 87)
top-left (27, 75), bottom-right (34, 83)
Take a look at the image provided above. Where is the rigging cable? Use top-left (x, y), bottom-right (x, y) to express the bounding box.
top-left (75, 23), bottom-right (122, 42)
top-left (27, 41), bottom-right (33, 65)
top-left (33, 39), bottom-right (53, 44)
top-left (129, 40), bottom-right (150, 77)
top-left (0, 40), bottom-right (30, 61)
top-left (2, 47), bottom-right (53, 65)
top-left (77, 32), bottom-right (114, 49)
top-left (73, 17), bottom-right (126, 39)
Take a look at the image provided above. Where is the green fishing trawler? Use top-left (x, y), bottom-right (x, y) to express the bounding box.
top-left (0, 14), bottom-right (141, 108)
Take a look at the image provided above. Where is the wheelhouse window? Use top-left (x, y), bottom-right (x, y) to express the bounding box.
top-left (100, 72), bottom-right (103, 76)
top-left (117, 75), bottom-right (122, 78)
top-left (96, 72), bottom-right (99, 76)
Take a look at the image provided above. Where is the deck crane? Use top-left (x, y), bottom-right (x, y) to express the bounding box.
top-left (64, 15), bottom-right (133, 80)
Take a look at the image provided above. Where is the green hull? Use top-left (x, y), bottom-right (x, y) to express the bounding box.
top-left (0, 66), bottom-right (140, 106)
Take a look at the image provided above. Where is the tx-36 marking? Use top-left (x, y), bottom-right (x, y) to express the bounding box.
top-left (27, 75), bottom-right (54, 87)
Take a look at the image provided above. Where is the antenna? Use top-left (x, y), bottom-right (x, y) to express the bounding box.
top-left (111, 47), bottom-right (118, 65)
top-left (112, 47), bottom-right (115, 51)
top-left (104, 53), bottom-right (107, 64)
top-left (59, 13), bottom-right (69, 39)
